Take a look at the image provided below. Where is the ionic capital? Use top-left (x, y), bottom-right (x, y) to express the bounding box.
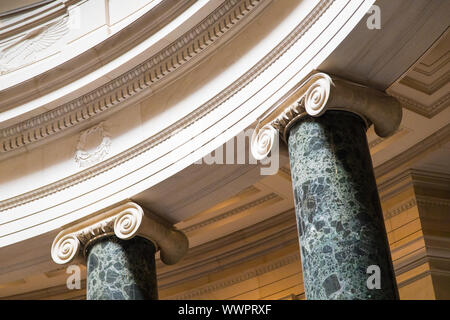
top-left (251, 72), bottom-right (402, 160)
top-left (51, 202), bottom-right (188, 265)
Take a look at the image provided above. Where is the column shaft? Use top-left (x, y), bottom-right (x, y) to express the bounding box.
top-left (86, 235), bottom-right (158, 300)
top-left (287, 111), bottom-right (397, 299)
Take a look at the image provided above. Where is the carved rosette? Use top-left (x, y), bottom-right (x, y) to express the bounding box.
top-left (251, 72), bottom-right (402, 160)
top-left (51, 202), bottom-right (188, 265)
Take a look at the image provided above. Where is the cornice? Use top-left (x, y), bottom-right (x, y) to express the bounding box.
top-left (160, 224), bottom-right (298, 290)
top-left (377, 168), bottom-right (450, 202)
top-left (397, 268), bottom-right (450, 289)
top-left (383, 198), bottom-right (417, 220)
top-left (392, 234), bottom-right (450, 288)
top-left (0, 0), bottom-right (266, 153)
top-left (171, 208), bottom-right (296, 263)
top-left (374, 124), bottom-right (450, 179)
top-left (50, 202), bottom-right (188, 265)
top-left (1, 280), bottom-right (87, 300)
top-left (0, 0), bottom-right (193, 113)
top-left (417, 195), bottom-right (450, 208)
top-left (0, 0), bottom-right (335, 211)
top-left (158, 209), bottom-right (298, 289)
top-left (377, 169), bottom-right (415, 201)
top-left (180, 192), bottom-right (281, 233)
top-left (413, 51), bottom-right (450, 77)
top-left (0, 0), bottom-right (82, 40)
top-left (385, 28), bottom-right (450, 119)
top-left (368, 127), bottom-right (407, 150)
top-left (165, 252), bottom-right (300, 300)
top-left (388, 91), bottom-right (450, 119)
top-left (382, 194), bottom-right (450, 221)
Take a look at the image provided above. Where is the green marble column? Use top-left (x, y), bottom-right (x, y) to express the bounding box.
top-left (287, 111), bottom-right (397, 300)
top-left (86, 235), bottom-right (158, 300)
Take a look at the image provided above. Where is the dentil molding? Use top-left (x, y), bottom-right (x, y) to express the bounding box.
top-left (251, 72), bottom-right (402, 160)
top-left (166, 252), bottom-right (300, 300)
top-left (0, 0), bottom-right (335, 211)
top-left (51, 202), bottom-right (188, 265)
top-left (386, 28), bottom-right (450, 119)
top-left (181, 192), bottom-right (280, 233)
top-left (0, 1), bottom-right (378, 250)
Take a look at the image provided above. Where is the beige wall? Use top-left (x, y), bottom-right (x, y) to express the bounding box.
top-left (379, 169), bottom-right (450, 300)
top-left (157, 170), bottom-right (450, 301)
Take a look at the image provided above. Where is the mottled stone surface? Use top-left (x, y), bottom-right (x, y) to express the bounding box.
top-left (86, 235), bottom-right (158, 300)
top-left (287, 111), bottom-right (397, 300)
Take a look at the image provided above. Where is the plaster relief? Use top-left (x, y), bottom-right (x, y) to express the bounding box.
top-left (0, 15), bottom-right (69, 75)
top-left (74, 122), bottom-right (111, 168)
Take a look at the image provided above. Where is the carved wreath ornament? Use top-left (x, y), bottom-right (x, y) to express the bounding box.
top-left (74, 122), bottom-right (111, 167)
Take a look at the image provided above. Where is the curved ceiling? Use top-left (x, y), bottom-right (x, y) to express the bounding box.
top-left (0, 0), bottom-right (49, 16)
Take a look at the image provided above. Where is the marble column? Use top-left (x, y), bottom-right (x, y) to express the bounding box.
top-left (287, 111), bottom-right (397, 299)
top-left (86, 235), bottom-right (158, 300)
top-left (251, 73), bottom-right (402, 300)
top-left (51, 202), bottom-right (189, 300)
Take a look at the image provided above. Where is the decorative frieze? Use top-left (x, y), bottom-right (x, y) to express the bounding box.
top-left (383, 198), bottom-right (417, 220)
top-left (181, 193), bottom-right (281, 233)
top-left (417, 196), bottom-right (450, 208)
top-left (0, 0), bottom-right (266, 153)
top-left (251, 72), bottom-right (403, 160)
top-left (387, 91), bottom-right (450, 119)
top-left (0, 0), bottom-right (80, 40)
top-left (374, 125), bottom-right (450, 178)
top-left (166, 252), bottom-right (300, 300)
top-left (386, 29), bottom-right (450, 119)
top-left (51, 202), bottom-right (188, 265)
top-left (0, 0), bottom-right (335, 211)
top-left (0, 15), bottom-right (69, 75)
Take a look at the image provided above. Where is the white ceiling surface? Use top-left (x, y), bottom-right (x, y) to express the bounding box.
top-left (319, 0), bottom-right (450, 90)
top-left (136, 0), bottom-right (450, 232)
top-left (133, 142), bottom-right (291, 224)
top-left (320, 0), bottom-right (450, 171)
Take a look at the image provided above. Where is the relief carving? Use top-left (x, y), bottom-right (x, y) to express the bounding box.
top-left (0, 15), bottom-right (69, 75)
top-left (74, 122), bottom-right (112, 168)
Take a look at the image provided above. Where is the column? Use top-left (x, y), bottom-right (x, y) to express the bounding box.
top-left (51, 202), bottom-right (188, 300)
top-left (288, 111), bottom-right (396, 299)
top-left (251, 73), bottom-right (402, 300)
top-left (86, 235), bottom-right (158, 300)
